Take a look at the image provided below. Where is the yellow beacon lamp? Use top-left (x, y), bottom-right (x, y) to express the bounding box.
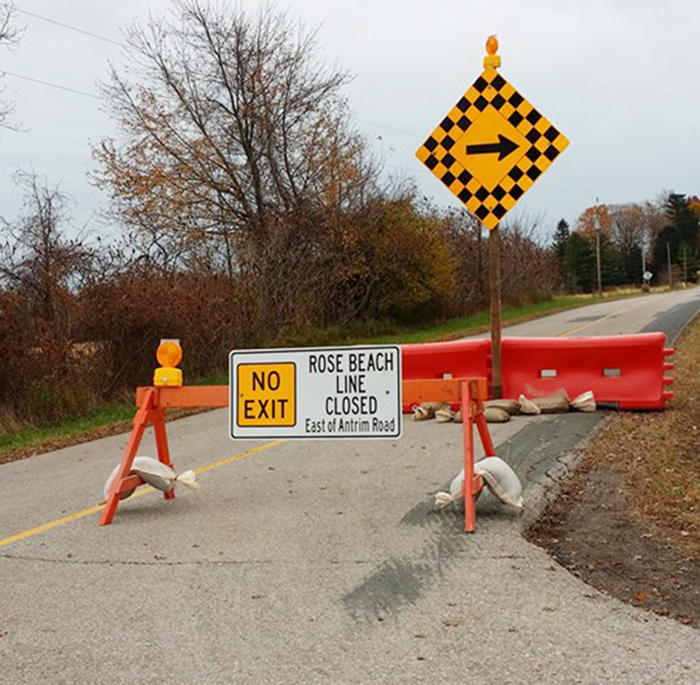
top-left (154, 338), bottom-right (183, 387)
top-left (484, 35), bottom-right (501, 69)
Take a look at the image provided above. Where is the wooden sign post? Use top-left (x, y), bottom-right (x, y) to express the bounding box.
top-left (415, 36), bottom-right (569, 400)
top-left (489, 225), bottom-right (502, 398)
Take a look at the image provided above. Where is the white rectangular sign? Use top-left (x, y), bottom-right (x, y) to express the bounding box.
top-left (229, 345), bottom-right (402, 440)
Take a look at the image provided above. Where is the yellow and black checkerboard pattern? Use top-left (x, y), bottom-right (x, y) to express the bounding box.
top-left (416, 67), bottom-right (569, 230)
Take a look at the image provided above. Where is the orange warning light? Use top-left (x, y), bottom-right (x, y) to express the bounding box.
top-left (156, 339), bottom-right (183, 368)
top-left (483, 35), bottom-right (501, 69)
top-left (154, 339), bottom-right (183, 387)
top-left (486, 35), bottom-right (499, 55)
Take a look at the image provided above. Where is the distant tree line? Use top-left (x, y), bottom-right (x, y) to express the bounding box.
top-left (551, 193), bottom-right (699, 292)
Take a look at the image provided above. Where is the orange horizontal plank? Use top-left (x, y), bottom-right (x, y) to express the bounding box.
top-left (136, 385), bottom-right (228, 408)
top-left (402, 377), bottom-right (488, 404)
top-left (469, 378), bottom-right (489, 401)
top-left (403, 379), bottom-right (462, 405)
top-left (135, 377), bottom-right (488, 410)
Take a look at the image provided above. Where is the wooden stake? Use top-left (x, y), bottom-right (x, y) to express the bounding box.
top-left (489, 225), bottom-right (502, 399)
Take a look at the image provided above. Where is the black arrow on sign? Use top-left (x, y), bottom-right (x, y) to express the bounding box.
top-left (466, 134), bottom-right (519, 161)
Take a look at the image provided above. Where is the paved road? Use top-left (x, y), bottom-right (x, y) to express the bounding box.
top-left (479, 285), bottom-right (700, 341)
top-left (1, 287), bottom-right (699, 684)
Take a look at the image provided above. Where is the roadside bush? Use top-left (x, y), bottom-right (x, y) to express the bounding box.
top-left (310, 196), bottom-right (458, 327)
top-left (80, 266), bottom-right (257, 390)
top-left (501, 223), bottom-right (559, 305)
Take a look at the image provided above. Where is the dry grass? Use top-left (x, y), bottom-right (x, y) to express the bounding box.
top-left (582, 316), bottom-right (700, 556)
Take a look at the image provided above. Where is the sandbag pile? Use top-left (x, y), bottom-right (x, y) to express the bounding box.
top-left (411, 390), bottom-right (596, 424)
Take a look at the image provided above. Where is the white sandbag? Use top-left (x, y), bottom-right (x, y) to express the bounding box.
top-left (532, 393), bottom-right (570, 414)
top-left (484, 406), bottom-right (511, 423)
top-left (518, 394), bottom-right (541, 415)
top-left (475, 457), bottom-right (523, 508)
top-left (572, 390), bottom-right (596, 412)
top-left (103, 463), bottom-right (137, 501)
top-left (435, 407), bottom-right (456, 423)
top-left (413, 402), bottom-right (445, 421)
top-left (103, 456), bottom-right (200, 501)
top-left (434, 469), bottom-right (469, 508)
top-left (434, 457), bottom-right (523, 509)
top-left (131, 456), bottom-right (178, 492)
top-left (484, 399), bottom-right (520, 415)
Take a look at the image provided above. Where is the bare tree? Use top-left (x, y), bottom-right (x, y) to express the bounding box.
top-left (93, 0), bottom-right (378, 286)
top-left (500, 212), bottom-right (558, 302)
top-left (608, 202), bottom-right (666, 281)
top-left (0, 171), bottom-right (92, 321)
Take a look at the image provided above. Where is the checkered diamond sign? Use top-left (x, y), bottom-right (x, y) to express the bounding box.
top-left (416, 66), bottom-right (569, 230)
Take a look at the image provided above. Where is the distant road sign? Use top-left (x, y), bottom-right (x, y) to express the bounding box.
top-left (230, 346), bottom-right (402, 440)
top-left (644, 271), bottom-right (653, 281)
top-left (416, 66), bottom-right (569, 229)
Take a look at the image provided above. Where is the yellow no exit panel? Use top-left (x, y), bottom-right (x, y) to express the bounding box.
top-left (237, 362), bottom-right (297, 427)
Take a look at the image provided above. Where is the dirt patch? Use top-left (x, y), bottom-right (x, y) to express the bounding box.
top-left (527, 317), bottom-right (700, 628)
top-left (528, 461), bottom-right (700, 627)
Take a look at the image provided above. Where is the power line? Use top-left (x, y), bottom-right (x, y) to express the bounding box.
top-left (0, 69), bottom-right (100, 100)
top-left (356, 118), bottom-right (421, 138)
top-left (8, 9), bottom-right (428, 143)
top-left (15, 7), bottom-right (127, 48)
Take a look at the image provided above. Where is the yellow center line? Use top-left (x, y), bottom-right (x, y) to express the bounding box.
top-left (0, 439), bottom-right (286, 549)
top-left (558, 304), bottom-right (633, 337)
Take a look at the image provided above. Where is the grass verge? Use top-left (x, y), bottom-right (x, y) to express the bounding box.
top-left (0, 400), bottom-right (208, 466)
top-left (597, 316), bottom-right (700, 554)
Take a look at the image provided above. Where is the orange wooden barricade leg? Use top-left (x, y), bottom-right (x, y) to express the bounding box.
top-left (152, 409), bottom-right (175, 501)
top-left (462, 381), bottom-right (478, 533)
top-left (474, 406), bottom-right (497, 457)
top-left (100, 389), bottom-right (157, 526)
top-left (462, 380), bottom-right (497, 533)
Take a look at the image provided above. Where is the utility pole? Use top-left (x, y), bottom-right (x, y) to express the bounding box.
top-left (641, 246), bottom-right (649, 292)
top-left (667, 241), bottom-right (673, 289)
top-left (593, 211), bottom-right (602, 297)
top-left (683, 245), bottom-right (687, 284)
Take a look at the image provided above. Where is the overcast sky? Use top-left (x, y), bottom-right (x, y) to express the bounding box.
top-left (1, 0), bottom-right (699, 241)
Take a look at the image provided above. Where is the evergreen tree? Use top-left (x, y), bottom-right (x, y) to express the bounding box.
top-left (551, 218), bottom-right (570, 286)
top-left (665, 193), bottom-right (699, 249)
top-left (619, 243), bottom-right (643, 284)
top-left (598, 232), bottom-right (624, 287)
top-left (652, 193), bottom-right (700, 281)
top-left (565, 232), bottom-right (595, 292)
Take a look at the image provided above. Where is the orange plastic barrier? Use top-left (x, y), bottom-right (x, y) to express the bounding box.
top-left (401, 339), bottom-right (491, 412)
top-left (501, 333), bottom-right (674, 410)
top-left (102, 379), bottom-right (495, 533)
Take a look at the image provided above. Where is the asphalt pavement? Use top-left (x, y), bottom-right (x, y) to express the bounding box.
top-left (1, 286), bottom-right (699, 684)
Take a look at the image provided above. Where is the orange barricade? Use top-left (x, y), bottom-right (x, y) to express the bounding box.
top-left (501, 333), bottom-right (675, 410)
top-left (101, 379), bottom-right (495, 533)
top-left (99, 386), bottom-right (226, 527)
top-left (401, 339), bottom-right (491, 412)
top-left (403, 378), bottom-right (494, 532)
